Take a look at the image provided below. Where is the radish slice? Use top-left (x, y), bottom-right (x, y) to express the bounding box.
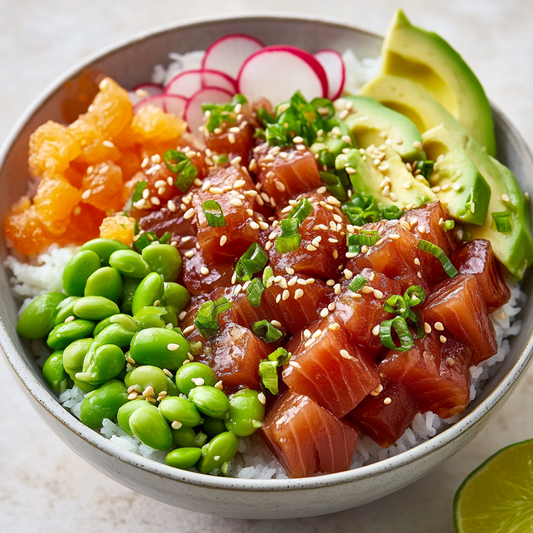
top-left (238, 46), bottom-right (328, 106)
top-left (314, 50), bottom-right (346, 100)
top-left (129, 83), bottom-right (163, 105)
top-left (133, 94), bottom-right (187, 118)
top-left (166, 69), bottom-right (236, 98)
top-left (184, 87), bottom-right (233, 134)
top-left (202, 34), bottom-right (264, 79)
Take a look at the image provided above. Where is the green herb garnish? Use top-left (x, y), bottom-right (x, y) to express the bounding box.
top-left (163, 150), bottom-right (198, 193)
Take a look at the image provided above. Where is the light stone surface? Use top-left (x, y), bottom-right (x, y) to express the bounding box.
top-left (1, 0), bottom-right (532, 530)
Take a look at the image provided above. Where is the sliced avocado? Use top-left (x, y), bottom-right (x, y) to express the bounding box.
top-left (338, 95), bottom-right (425, 162)
top-left (380, 9), bottom-right (496, 156)
top-left (361, 74), bottom-right (533, 278)
top-left (422, 124), bottom-right (491, 225)
top-left (336, 146), bottom-right (436, 210)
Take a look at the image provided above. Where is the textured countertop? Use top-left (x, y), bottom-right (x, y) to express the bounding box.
top-left (1, 0), bottom-right (532, 531)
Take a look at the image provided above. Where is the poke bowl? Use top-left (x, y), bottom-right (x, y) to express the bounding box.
top-left (1, 11), bottom-right (533, 520)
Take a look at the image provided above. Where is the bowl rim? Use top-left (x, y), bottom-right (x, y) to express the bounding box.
top-left (2, 11), bottom-right (533, 492)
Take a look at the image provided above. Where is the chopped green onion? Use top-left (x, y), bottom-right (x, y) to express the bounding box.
top-left (158, 232), bottom-right (172, 244)
top-left (133, 231), bottom-right (158, 253)
top-left (383, 295), bottom-right (408, 315)
top-left (252, 320), bottom-right (283, 342)
top-left (246, 278), bottom-right (265, 307)
top-left (267, 347), bottom-right (291, 365)
top-left (379, 317), bottom-right (415, 352)
top-left (262, 266), bottom-right (274, 288)
top-left (258, 360), bottom-right (280, 395)
top-left (275, 234), bottom-right (301, 253)
top-left (131, 181), bottom-right (147, 203)
top-left (211, 153), bottom-right (229, 166)
top-left (320, 171), bottom-right (348, 201)
top-left (194, 297), bottom-right (231, 338)
top-left (280, 217), bottom-right (299, 235)
top-left (492, 211), bottom-right (512, 233)
top-left (134, 219), bottom-right (139, 235)
top-left (256, 107), bottom-right (276, 126)
top-left (348, 230), bottom-right (380, 247)
top-left (381, 205), bottom-right (403, 220)
top-left (201, 200), bottom-right (226, 227)
top-left (202, 94), bottom-right (247, 133)
top-left (311, 97), bottom-right (335, 119)
top-left (443, 219), bottom-right (455, 231)
top-left (288, 197), bottom-right (314, 225)
top-left (348, 274), bottom-right (367, 293)
top-left (418, 239), bottom-right (458, 278)
top-left (416, 160), bottom-right (435, 179)
top-left (164, 150), bottom-right (198, 193)
top-left (235, 243), bottom-right (269, 282)
top-left (404, 285), bottom-right (426, 307)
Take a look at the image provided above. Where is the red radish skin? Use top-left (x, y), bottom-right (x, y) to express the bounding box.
top-left (184, 87), bottom-right (234, 134)
top-left (238, 46), bottom-right (328, 105)
top-left (202, 33), bottom-right (264, 79)
top-left (132, 94), bottom-right (187, 118)
top-left (165, 69), bottom-right (236, 98)
top-left (314, 49), bottom-right (346, 100)
top-left (129, 82), bottom-right (164, 105)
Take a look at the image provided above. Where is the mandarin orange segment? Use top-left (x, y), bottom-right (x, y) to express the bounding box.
top-left (64, 164), bottom-right (85, 188)
top-left (4, 205), bottom-right (56, 255)
top-left (116, 147), bottom-right (142, 181)
top-left (58, 203), bottom-right (105, 245)
top-left (99, 215), bottom-right (136, 246)
top-left (29, 121), bottom-right (81, 177)
top-left (131, 105), bottom-right (186, 143)
top-left (69, 115), bottom-right (122, 164)
top-left (81, 161), bottom-right (126, 212)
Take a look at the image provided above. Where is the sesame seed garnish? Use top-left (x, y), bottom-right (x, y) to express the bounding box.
top-left (230, 198), bottom-right (243, 207)
top-left (191, 377), bottom-right (205, 386)
top-left (389, 233), bottom-right (400, 240)
top-left (372, 325), bottom-right (380, 337)
top-left (214, 380), bottom-right (223, 390)
top-left (439, 335), bottom-right (447, 344)
top-left (304, 338), bottom-right (315, 349)
top-left (184, 250), bottom-right (194, 258)
top-left (127, 392), bottom-right (138, 400)
top-left (250, 221), bottom-right (260, 230)
top-left (383, 397), bottom-right (392, 405)
top-left (292, 136), bottom-right (304, 143)
top-left (370, 384), bottom-right (383, 396)
top-left (424, 322), bottom-right (432, 334)
top-left (182, 325), bottom-right (195, 335)
top-left (220, 235), bottom-right (227, 246)
top-left (501, 193), bottom-right (510, 203)
top-left (413, 141), bottom-right (422, 149)
top-left (143, 386), bottom-right (155, 398)
top-left (434, 322), bottom-right (444, 331)
top-left (373, 289), bottom-right (384, 299)
top-left (228, 133), bottom-right (236, 144)
top-left (327, 196), bottom-right (341, 206)
top-left (184, 208), bottom-right (195, 219)
top-left (328, 302), bottom-right (336, 311)
top-left (167, 343), bottom-right (179, 351)
top-left (285, 266), bottom-right (295, 275)
top-left (200, 266), bottom-right (210, 275)
top-left (171, 421), bottom-right (183, 430)
top-left (275, 181), bottom-right (286, 192)
top-left (362, 286), bottom-right (374, 294)
top-left (320, 308), bottom-right (329, 318)
top-left (65, 315), bottom-right (75, 323)
top-left (414, 258), bottom-right (421, 265)
top-left (340, 349), bottom-right (353, 360)
top-left (418, 225), bottom-right (426, 234)
top-left (233, 285), bottom-right (242, 296)
top-left (344, 269), bottom-right (354, 280)
top-left (282, 289), bottom-right (290, 301)
top-left (417, 271), bottom-right (422, 278)
top-left (163, 369), bottom-right (173, 378)
top-left (258, 392), bottom-right (266, 405)
top-left (306, 245), bottom-right (317, 252)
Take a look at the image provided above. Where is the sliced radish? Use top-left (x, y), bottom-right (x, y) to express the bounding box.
top-left (314, 50), bottom-right (346, 100)
top-left (165, 69), bottom-right (236, 98)
top-left (184, 87), bottom-right (233, 134)
top-left (237, 46), bottom-right (328, 106)
top-left (133, 94), bottom-right (187, 118)
top-left (202, 34), bottom-right (264, 79)
top-left (129, 83), bottom-right (164, 105)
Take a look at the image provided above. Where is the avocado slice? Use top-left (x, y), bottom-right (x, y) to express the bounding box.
top-left (336, 145), bottom-right (436, 210)
top-left (361, 74), bottom-right (533, 278)
top-left (422, 124), bottom-right (491, 225)
top-left (338, 95), bottom-right (425, 162)
top-left (380, 9), bottom-right (496, 156)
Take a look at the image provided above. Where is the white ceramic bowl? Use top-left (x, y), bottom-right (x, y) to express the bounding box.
top-left (1, 13), bottom-right (533, 520)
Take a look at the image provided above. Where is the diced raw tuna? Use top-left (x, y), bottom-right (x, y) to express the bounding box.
top-left (333, 268), bottom-right (403, 356)
top-left (266, 190), bottom-right (348, 281)
top-left (345, 382), bottom-right (419, 448)
top-left (182, 246), bottom-right (234, 295)
top-left (452, 239), bottom-right (510, 312)
top-left (192, 165), bottom-right (263, 262)
top-left (379, 332), bottom-right (472, 419)
top-left (423, 274), bottom-right (497, 365)
top-left (260, 391), bottom-right (359, 478)
top-left (253, 143), bottom-right (323, 206)
top-left (203, 322), bottom-right (270, 392)
top-left (283, 316), bottom-right (381, 417)
top-left (204, 117), bottom-right (255, 165)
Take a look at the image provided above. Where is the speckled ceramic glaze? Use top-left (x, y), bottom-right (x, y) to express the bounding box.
top-left (1, 13), bottom-right (532, 520)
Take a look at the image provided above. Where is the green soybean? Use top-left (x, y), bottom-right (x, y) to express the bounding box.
top-left (53, 296), bottom-right (80, 326)
top-left (159, 396), bottom-right (202, 428)
top-left (133, 307), bottom-right (167, 330)
top-left (94, 313), bottom-right (137, 337)
top-left (201, 416), bottom-right (227, 439)
top-left (171, 427), bottom-right (207, 448)
top-left (109, 250), bottom-right (152, 278)
top-left (130, 328), bottom-right (190, 370)
top-left (62, 250), bottom-right (101, 296)
top-left (17, 292), bottom-right (66, 339)
top-left (94, 323), bottom-right (135, 348)
top-left (81, 238), bottom-right (130, 266)
top-left (224, 389), bottom-right (265, 437)
top-left (197, 432), bottom-right (239, 475)
top-left (188, 386), bottom-right (230, 420)
top-left (73, 296), bottom-right (120, 321)
top-left (163, 282), bottom-right (191, 314)
top-left (120, 277), bottom-right (140, 315)
top-left (142, 243), bottom-right (182, 282)
top-left (62, 338), bottom-right (98, 393)
top-left (175, 362), bottom-right (218, 396)
top-left (117, 399), bottom-right (154, 435)
top-left (76, 343), bottom-right (125, 385)
top-left (166, 447), bottom-right (202, 470)
top-left (42, 351), bottom-right (68, 393)
top-left (47, 320), bottom-right (95, 350)
top-left (84, 267), bottom-right (123, 303)
top-left (129, 404), bottom-right (173, 450)
top-left (131, 272), bottom-right (164, 315)
top-left (79, 380), bottom-right (128, 428)
top-left (127, 365), bottom-right (175, 396)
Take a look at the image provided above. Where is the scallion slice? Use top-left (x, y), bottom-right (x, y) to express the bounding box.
top-left (133, 231), bottom-right (158, 253)
top-left (267, 347), bottom-right (291, 365)
top-left (381, 205), bottom-right (403, 220)
top-left (379, 317), bottom-right (415, 352)
top-left (235, 243), bottom-right (269, 282)
top-left (443, 219), bottom-right (455, 231)
top-left (492, 211), bottom-right (512, 233)
top-left (288, 197), bottom-right (314, 225)
top-left (348, 274), bottom-right (367, 293)
top-left (404, 285), bottom-right (426, 307)
top-left (247, 278), bottom-right (265, 307)
top-left (383, 295), bottom-right (408, 315)
top-left (131, 181), bottom-right (147, 203)
top-left (418, 239), bottom-right (458, 278)
top-left (262, 266), bottom-right (275, 288)
top-left (194, 297), bottom-right (232, 338)
top-left (275, 217), bottom-right (302, 253)
top-left (164, 150), bottom-right (198, 193)
top-left (258, 360), bottom-right (280, 395)
top-left (319, 171), bottom-right (348, 202)
top-left (252, 320), bottom-right (283, 342)
top-left (202, 200), bottom-right (226, 227)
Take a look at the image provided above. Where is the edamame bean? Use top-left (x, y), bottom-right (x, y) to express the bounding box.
top-left (73, 296), bottom-right (120, 321)
top-left (120, 277), bottom-right (140, 315)
top-left (47, 320), bottom-right (95, 350)
top-left (53, 296), bottom-right (80, 326)
top-left (127, 365), bottom-right (175, 397)
top-left (62, 250), bottom-right (101, 296)
top-left (76, 343), bottom-right (125, 385)
top-left (142, 243), bottom-right (182, 282)
top-left (133, 307), bottom-right (166, 330)
top-left (130, 328), bottom-right (190, 370)
top-left (117, 399), bottom-right (154, 435)
top-left (188, 386), bottom-right (230, 420)
top-left (109, 250), bottom-right (152, 278)
top-left (79, 380), bottom-right (128, 428)
top-left (84, 267), bottom-right (123, 303)
top-left (17, 292), bottom-right (66, 339)
top-left (81, 238), bottom-right (130, 266)
top-left (197, 432), bottom-right (238, 475)
top-left (94, 313), bottom-right (137, 337)
top-left (166, 447), bottom-right (202, 470)
top-left (201, 416), bottom-right (227, 439)
top-left (175, 362), bottom-right (218, 396)
top-left (163, 282), bottom-right (191, 314)
top-left (171, 427), bottom-right (207, 448)
top-left (131, 272), bottom-right (164, 315)
top-left (159, 396), bottom-right (202, 428)
top-left (224, 389), bottom-right (265, 437)
top-left (129, 403), bottom-right (173, 450)
top-left (42, 351), bottom-right (68, 393)
top-left (95, 323), bottom-right (136, 348)
top-left (62, 338), bottom-right (98, 393)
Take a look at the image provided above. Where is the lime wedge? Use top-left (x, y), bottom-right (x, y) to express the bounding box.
top-left (454, 439), bottom-right (533, 532)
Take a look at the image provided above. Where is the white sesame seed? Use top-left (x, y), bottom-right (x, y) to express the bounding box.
top-left (306, 245), bottom-right (317, 252)
top-left (383, 397), bottom-right (392, 405)
top-left (440, 335), bottom-right (447, 344)
top-left (285, 266), bottom-right (295, 275)
top-left (282, 290), bottom-right (290, 301)
top-left (230, 198), bottom-right (243, 207)
top-left (249, 221), bottom-right (260, 230)
top-left (191, 377), bottom-right (205, 386)
top-left (182, 325), bottom-right (195, 335)
top-left (294, 288), bottom-right (304, 300)
top-left (81, 190), bottom-right (91, 200)
top-left (373, 289), bottom-right (384, 299)
top-left (389, 233), bottom-right (400, 240)
top-left (370, 384), bottom-right (383, 396)
top-left (418, 225), bottom-right (426, 234)
top-left (340, 349), bottom-right (353, 360)
top-left (219, 235), bottom-right (227, 246)
top-left (361, 286), bottom-right (374, 294)
top-left (328, 302), bottom-right (336, 311)
top-left (320, 308), bottom-right (329, 318)
top-left (184, 208), bottom-right (195, 219)
top-left (413, 141), bottom-right (422, 149)
top-left (344, 269), bottom-right (353, 280)
top-left (434, 322), bottom-right (444, 331)
top-left (167, 343), bottom-right (179, 351)
top-left (304, 338), bottom-right (315, 349)
top-left (200, 266), bottom-right (210, 276)
top-left (372, 325), bottom-right (380, 336)
top-left (233, 285), bottom-right (242, 296)
top-left (417, 271), bottom-right (422, 278)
